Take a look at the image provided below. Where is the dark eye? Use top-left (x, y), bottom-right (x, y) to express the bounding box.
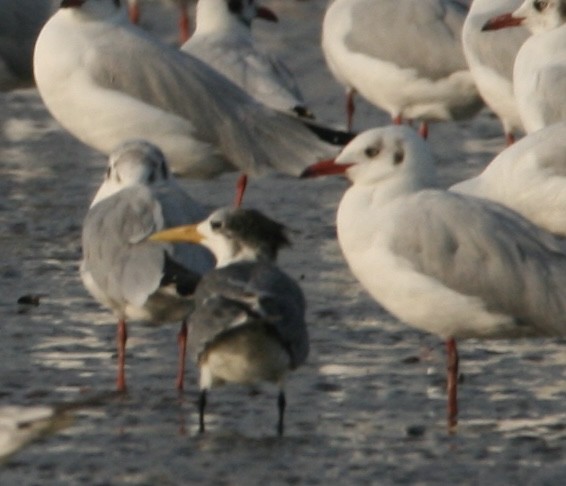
top-left (210, 220), bottom-right (222, 230)
top-left (393, 149), bottom-right (404, 165)
top-left (113, 0), bottom-right (121, 8)
top-left (364, 146), bottom-right (380, 158)
top-left (534, 0), bottom-right (548, 11)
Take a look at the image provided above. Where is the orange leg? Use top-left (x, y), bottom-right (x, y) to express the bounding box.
top-left (116, 319), bottom-right (128, 392)
top-left (234, 174), bottom-right (248, 207)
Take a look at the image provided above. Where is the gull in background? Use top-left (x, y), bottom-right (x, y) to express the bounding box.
top-left (303, 125), bottom-right (566, 429)
top-left (321, 0), bottom-right (483, 136)
top-left (482, 0), bottom-right (566, 133)
top-left (0, 0), bottom-right (58, 90)
top-left (181, 0), bottom-right (314, 119)
top-left (81, 140), bottom-right (214, 392)
top-left (151, 207), bottom-right (308, 436)
top-left (34, 0), bottom-right (350, 207)
top-left (451, 121), bottom-right (566, 236)
top-left (462, 0), bottom-right (527, 145)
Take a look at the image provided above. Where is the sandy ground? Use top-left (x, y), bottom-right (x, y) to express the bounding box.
top-left (0, 0), bottom-right (565, 484)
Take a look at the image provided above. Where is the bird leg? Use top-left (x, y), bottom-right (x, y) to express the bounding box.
top-left (445, 337), bottom-right (459, 431)
top-left (128, 2), bottom-right (140, 25)
top-left (116, 319), bottom-right (128, 392)
top-left (346, 88), bottom-right (356, 131)
top-left (198, 389), bottom-right (207, 433)
top-left (179, 8), bottom-right (191, 44)
top-left (277, 390), bottom-right (286, 437)
top-left (505, 132), bottom-right (516, 147)
top-left (234, 174), bottom-right (248, 207)
top-left (418, 121), bottom-right (429, 140)
top-left (176, 319), bottom-right (188, 391)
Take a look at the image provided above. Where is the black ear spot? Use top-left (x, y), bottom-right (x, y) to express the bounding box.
top-left (210, 220), bottom-right (222, 230)
top-left (393, 148), bottom-right (405, 165)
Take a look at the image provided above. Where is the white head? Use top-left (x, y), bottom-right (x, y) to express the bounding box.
top-left (514, 0), bottom-right (566, 34)
top-left (90, 140), bottom-right (171, 207)
top-left (333, 126), bottom-right (437, 191)
top-left (150, 207), bottom-right (290, 267)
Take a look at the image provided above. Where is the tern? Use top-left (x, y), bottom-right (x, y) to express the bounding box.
top-left (151, 207), bottom-right (308, 435)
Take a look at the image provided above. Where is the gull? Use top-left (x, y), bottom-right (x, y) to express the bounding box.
top-left (81, 140), bottom-right (215, 392)
top-left (150, 207), bottom-right (308, 436)
top-left (0, 0), bottom-right (58, 90)
top-left (482, 0), bottom-right (566, 133)
top-left (321, 0), bottom-right (483, 135)
top-left (462, 0), bottom-right (528, 145)
top-left (127, 0), bottom-right (193, 44)
top-left (451, 121), bottom-right (566, 236)
top-left (181, 0), bottom-right (313, 118)
top-left (302, 125), bottom-right (566, 429)
top-left (34, 0), bottom-right (350, 206)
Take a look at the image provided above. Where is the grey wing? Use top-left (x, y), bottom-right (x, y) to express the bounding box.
top-left (390, 190), bottom-right (566, 336)
top-left (87, 28), bottom-right (335, 176)
top-left (82, 186), bottom-right (170, 309)
top-left (346, 0), bottom-right (469, 80)
top-left (190, 263), bottom-right (308, 367)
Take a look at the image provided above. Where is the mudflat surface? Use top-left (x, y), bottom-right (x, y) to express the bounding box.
top-left (0, 1), bottom-right (565, 484)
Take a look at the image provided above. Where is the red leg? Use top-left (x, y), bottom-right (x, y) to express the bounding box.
top-left (116, 319), bottom-right (128, 392)
top-left (346, 88), bottom-right (356, 131)
top-left (176, 320), bottom-right (188, 391)
top-left (179, 9), bottom-right (191, 44)
top-left (418, 121), bottom-right (429, 140)
top-left (234, 174), bottom-right (248, 207)
top-left (392, 114), bottom-right (403, 125)
top-left (128, 1), bottom-right (140, 24)
top-left (505, 132), bottom-right (516, 147)
top-left (446, 337), bottom-right (459, 430)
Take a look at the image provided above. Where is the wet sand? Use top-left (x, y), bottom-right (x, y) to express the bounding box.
top-left (0, 1), bottom-right (565, 484)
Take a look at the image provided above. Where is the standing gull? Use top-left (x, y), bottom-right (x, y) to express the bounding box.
top-left (462, 0), bottom-right (527, 145)
top-left (303, 125), bottom-right (566, 429)
top-left (33, 0), bottom-right (350, 206)
top-left (321, 0), bottom-right (483, 135)
top-left (181, 0), bottom-right (313, 118)
top-left (482, 0), bottom-right (566, 133)
top-left (150, 208), bottom-right (308, 436)
top-left (81, 140), bottom-right (214, 392)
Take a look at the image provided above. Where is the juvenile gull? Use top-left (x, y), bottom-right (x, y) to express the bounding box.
top-left (81, 140), bottom-right (214, 392)
top-left (303, 125), bottom-right (566, 429)
top-left (181, 0), bottom-right (313, 118)
top-left (321, 0), bottom-right (483, 135)
top-left (151, 207), bottom-right (308, 436)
